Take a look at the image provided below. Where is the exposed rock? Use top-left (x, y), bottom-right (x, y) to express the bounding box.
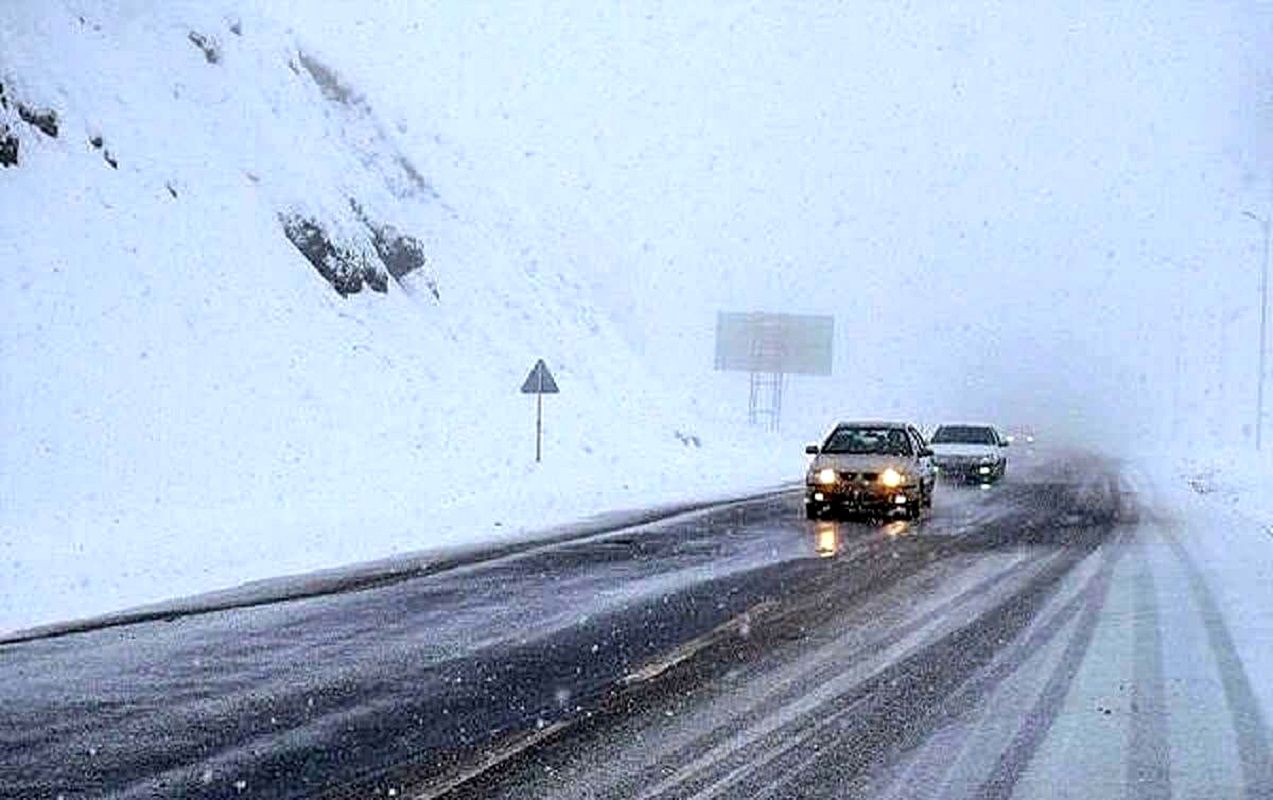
top-left (187, 31), bottom-right (220, 64)
top-left (363, 265), bottom-right (388, 293)
top-left (674, 430), bottom-right (703, 448)
top-left (374, 227), bottom-right (440, 298)
top-left (349, 199), bottom-right (440, 298)
top-left (17, 104), bottom-right (57, 138)
top-left (0, 126), bottom-right (18, 167)
top-left (166, 181), bottom-right (178, 199)
top-left (0, 81), bottom-right (7, 110)
top-left (370, 225), bottom-right (425, 280)
top-left (280, 213), bottom-right (388, 297)
top-left (228, 19), bottom-right (242, 36)
top-left (89, 135), bottom-right (103, 149)
top-left (103, 150), bottom-right (118, 169)
top-left (297, 52), bottom-right (358, 107)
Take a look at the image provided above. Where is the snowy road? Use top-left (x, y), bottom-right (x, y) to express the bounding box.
top-left (2, 450), bottom-right (1270, 799)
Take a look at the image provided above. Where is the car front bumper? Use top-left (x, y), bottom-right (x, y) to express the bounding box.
top-left (805, 483), bottom-right (920, 513)
top-left (934, 461), bottom-right (1003, 481)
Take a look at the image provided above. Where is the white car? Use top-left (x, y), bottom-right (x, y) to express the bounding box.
top-left (929, 424), bottom-right (1008, 483)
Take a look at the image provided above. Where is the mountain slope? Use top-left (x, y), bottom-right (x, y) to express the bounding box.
top-left (0, 1), bottom-right (787, 633)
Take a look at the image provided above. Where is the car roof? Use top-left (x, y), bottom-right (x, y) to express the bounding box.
top-left (933, 422), bottom-right (997, 430)
top-left (832, 420), bottom-right (912, 430)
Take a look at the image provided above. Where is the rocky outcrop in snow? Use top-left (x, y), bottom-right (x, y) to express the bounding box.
top-left (280, 213), bottom-right (388, 296)
top-left (0, 125), bottom-right (16, 167)
top-left (17, 103), bottom-right (57, 138)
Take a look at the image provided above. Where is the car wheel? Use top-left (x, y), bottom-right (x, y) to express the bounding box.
top-left (806, 504), bottom-right (821, 520)
top-left (923, 483), bottom-right (934, 507)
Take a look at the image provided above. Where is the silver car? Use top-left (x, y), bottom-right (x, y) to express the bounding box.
top-left (804, 421), bottom-right (936, 520)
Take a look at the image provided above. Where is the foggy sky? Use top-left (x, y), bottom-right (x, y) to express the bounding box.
top-left (283, 0), bottom-right (1272, 447)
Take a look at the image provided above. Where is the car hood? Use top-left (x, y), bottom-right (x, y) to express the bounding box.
top-left (811, 453), bottom-right (915, 472)
top-left (930, 443), bottom-right (999, 458)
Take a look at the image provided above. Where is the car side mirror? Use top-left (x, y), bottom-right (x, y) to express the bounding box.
top-left (1000, 440), bottom-right (1010, 448)
top-left (805, 444), bottom-right (820, 455)
top-left (920, 447), bottom-right (934, 457)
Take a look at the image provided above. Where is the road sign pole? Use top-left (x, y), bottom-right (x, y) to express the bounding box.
top-left (520, 358), bottom-right (559, 464)
top-left (1245, 211), bottom-right (1271, 451)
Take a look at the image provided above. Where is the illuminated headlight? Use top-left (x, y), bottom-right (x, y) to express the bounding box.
top-left (978, 465), bottom-right (992, 475)
top-left (815, 468), bottom-right (838, 485)
top-left (880, 467), bottom-right (905, 488)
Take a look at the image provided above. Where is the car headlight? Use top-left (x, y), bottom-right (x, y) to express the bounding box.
top-left (880, 467), bottom-right (905, 488)
top-left (815, 468), bottom-right (838, 485)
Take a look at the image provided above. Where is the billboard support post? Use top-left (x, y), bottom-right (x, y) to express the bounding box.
top-left (715, 312), bottom-right (833, 432)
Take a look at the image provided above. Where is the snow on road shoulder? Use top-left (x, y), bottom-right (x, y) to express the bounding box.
top-left (0, 442), bottom-right (800, 638)
top-left (1130, 450), bottom-right (1273, 721)
top-left (1167, 449), bottom-right (1273, 532)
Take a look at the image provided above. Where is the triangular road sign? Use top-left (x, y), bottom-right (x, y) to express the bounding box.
top-left (520, 359), bottom-right (560, 394)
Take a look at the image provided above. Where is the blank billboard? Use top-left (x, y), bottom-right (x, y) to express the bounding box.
top-left (714, 312), bottom-right (834, 375)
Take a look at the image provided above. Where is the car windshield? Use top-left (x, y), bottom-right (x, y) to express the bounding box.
top-left (822, 427), bottom-right (912, 456)
top-left (932, 426), bottom-right (998, 445)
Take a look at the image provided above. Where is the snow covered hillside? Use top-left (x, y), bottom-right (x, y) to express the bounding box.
top-left (0, 2), bottom-right (790, 634)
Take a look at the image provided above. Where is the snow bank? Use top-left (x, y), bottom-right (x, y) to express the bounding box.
top-left (1133, 448), bottom-right (1273, 721)
top-left (1160, 448), bottom-right (1273, 527)
top-left (0, 1), bottom-right (796, 635)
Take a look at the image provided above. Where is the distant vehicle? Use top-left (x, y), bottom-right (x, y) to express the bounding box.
top-left (1010, 426), bottom-right (1037, 445)
top-left (930, 424), bottom-right (1008, 483)
top-left (804, 421), bottom-right (935, 520)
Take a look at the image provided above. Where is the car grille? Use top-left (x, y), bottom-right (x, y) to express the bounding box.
top-left (838, 471), bottom-right (879, 483)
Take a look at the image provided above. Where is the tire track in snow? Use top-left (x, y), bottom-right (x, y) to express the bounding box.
top-left (622, 551), bottom-right (1062, 800)
top-left (1161, 528), bottom-right (1273, 798)
top-left (1127, 534), bottom-right (1172, 800)
top-left (641, 529), bottom-right (1123, 799)
top-left (967, 527), bottom-right (1127, 800)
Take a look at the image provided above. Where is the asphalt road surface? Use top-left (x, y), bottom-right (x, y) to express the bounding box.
top-left (3, 448), bottom-right (1270, 799)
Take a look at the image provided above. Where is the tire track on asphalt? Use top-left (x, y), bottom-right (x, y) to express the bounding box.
top-left (622, 551), bottom-right (1061, 800)
top-left (771, 531), bottom-right (1125, 800)
top-left (643, 528), bottom-right (1122, 799)
top-left (971, 528), bottom-right (1126, 800)
top-left (864, 528), bottom-right (1125, 800)
top-left (400, 524), bottom-right (965, 800)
